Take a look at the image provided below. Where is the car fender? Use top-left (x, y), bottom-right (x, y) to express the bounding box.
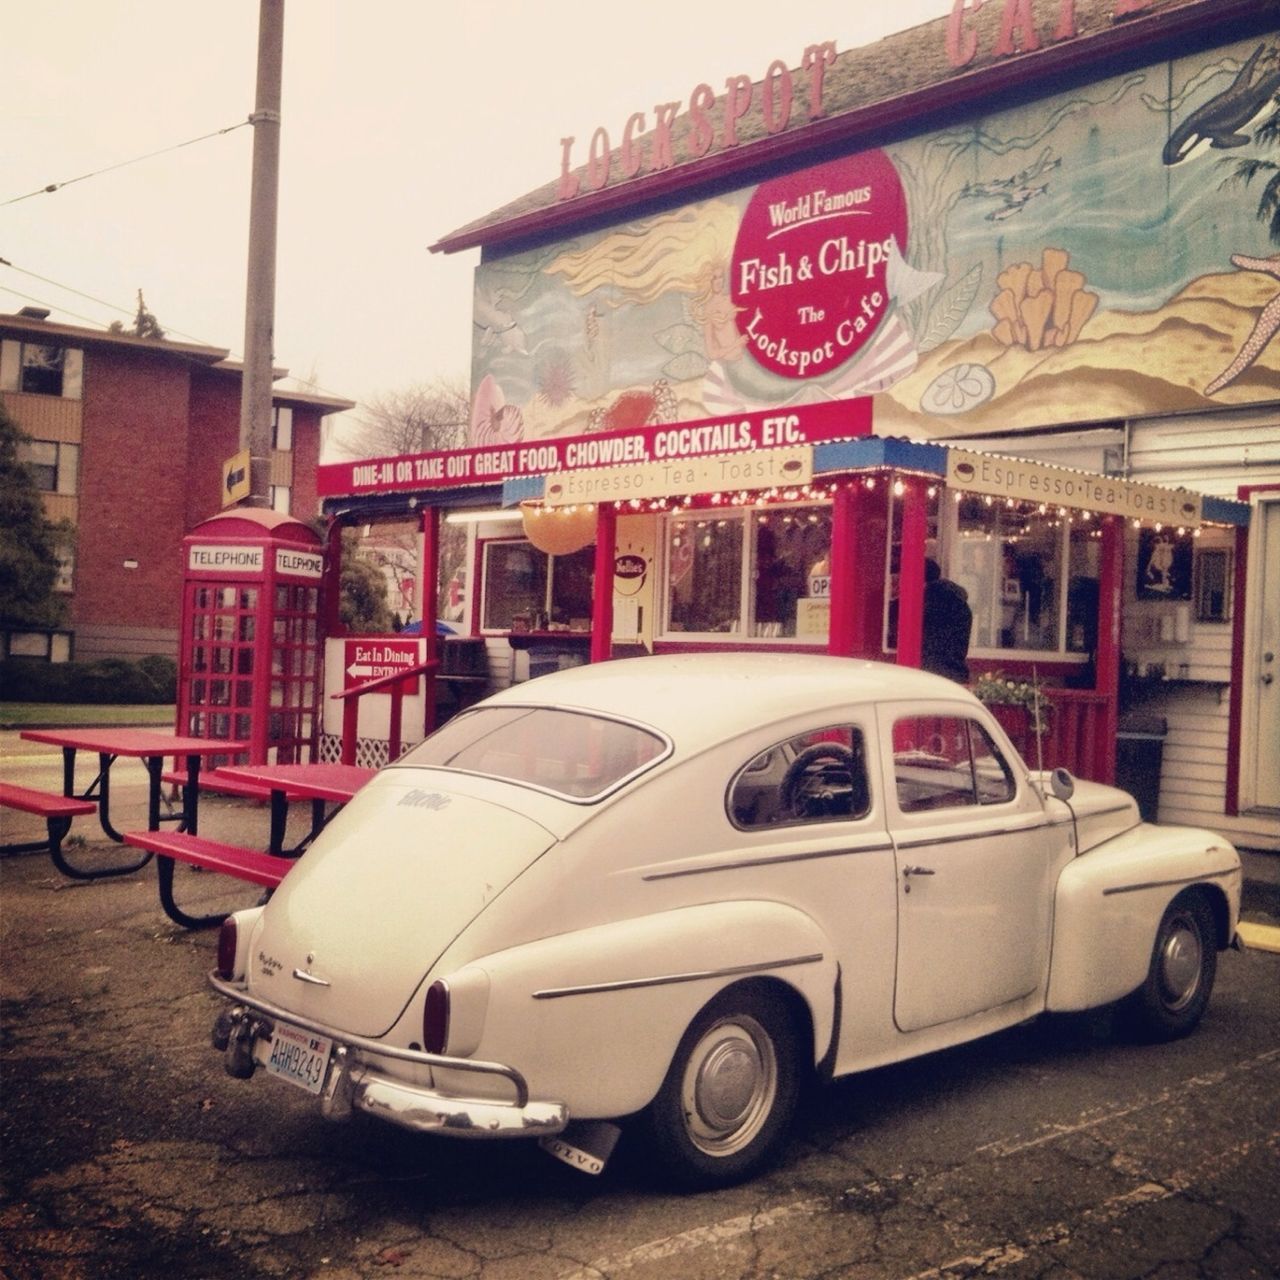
top-left (1047, 822), bottom-right (1241, 1011)
top-left (418, 899), bottom-right (838, 1121)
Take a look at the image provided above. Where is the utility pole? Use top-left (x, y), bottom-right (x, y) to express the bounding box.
top-left (238, 0), bottom-right (284, 508)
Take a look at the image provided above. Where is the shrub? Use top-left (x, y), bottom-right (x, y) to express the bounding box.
top-left (0, 654), bottom-right (177, 704)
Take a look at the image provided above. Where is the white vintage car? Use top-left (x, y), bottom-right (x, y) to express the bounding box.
top-left (210, 654), bottom-right (1242, 1188)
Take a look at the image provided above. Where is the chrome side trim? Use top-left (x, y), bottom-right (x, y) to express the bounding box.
top-left (894, 821), bottom-right (1055, 852)
top-left (1101, 867), bottom-right (1242, 896)
top-left (207, 970), bottom-right (531, 1104)
top-left (642, 843), bottom-right (893, 881)
top-left (532, 952), bottom-right (823, 1000)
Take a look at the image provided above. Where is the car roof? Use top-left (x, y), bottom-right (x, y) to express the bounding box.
top-left (480, 653), bottom-right (975, 748)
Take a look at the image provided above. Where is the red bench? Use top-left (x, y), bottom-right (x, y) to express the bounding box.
top-left (122, 830), bottom-right (293, 889)
top-left (0, 781), bottom-right (101, 873)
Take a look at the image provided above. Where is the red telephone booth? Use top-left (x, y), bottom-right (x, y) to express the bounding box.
top-left (177, 510), bottom-right (325, 763)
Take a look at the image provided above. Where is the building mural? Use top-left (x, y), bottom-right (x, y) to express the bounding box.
top-left (470, 34), bottom-right (1280, 444)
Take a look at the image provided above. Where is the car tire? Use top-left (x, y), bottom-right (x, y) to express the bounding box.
top-left (1120, 890), bottom-right (1218, 1042)
top-left (637, 984), bottom-right (802, 1190)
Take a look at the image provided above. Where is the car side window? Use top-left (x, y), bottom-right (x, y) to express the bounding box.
top-left (892, 716), bottom-right (1015, 813)
top-left (729, 726), bottom-right (871, 829)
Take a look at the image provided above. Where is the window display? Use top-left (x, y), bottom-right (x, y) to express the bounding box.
top-left (663, 504), bottom-right (833, 640)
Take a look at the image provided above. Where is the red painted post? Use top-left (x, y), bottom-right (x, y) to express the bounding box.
top-left (590, 504), bottom-right (617, 664)
top-left (421, 506), bottom-right (440, 735)
top-left (896, 477), bottom-right (927, 669)
top-left (828, 484), bottom-right (857, 657)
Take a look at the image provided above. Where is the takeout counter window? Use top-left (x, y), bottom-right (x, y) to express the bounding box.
top-left (479, 538), bottom-right (594, 634)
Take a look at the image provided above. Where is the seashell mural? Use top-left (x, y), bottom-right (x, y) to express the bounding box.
top-left (989, 248), bottom-right (1099, 352)
top-left (470, 374), bottom-right (525, 446)
top-left (920, 362), bottom-right (997, 416)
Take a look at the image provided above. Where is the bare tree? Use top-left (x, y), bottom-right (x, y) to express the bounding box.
top-left (338, 375), bottom-right (470, 459)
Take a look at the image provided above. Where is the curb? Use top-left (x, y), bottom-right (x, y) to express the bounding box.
top-left (1237, 921), bottom-right (1280, 954)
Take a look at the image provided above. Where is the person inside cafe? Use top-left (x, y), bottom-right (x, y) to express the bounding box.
top-left (922, 558), bottom-right (973, 683)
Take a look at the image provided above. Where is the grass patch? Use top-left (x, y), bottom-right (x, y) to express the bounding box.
top-left (0, 703), bottom-right (176, 729)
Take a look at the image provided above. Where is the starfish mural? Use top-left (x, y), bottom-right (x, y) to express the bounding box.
top-left (1204, 253), bottom-right (1280, 395)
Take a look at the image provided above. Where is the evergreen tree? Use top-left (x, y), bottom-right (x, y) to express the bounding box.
top-left (0, 405), bottom-right (70, 628)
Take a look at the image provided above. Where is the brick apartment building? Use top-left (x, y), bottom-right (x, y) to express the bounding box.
top-left (2, 307), bottom-right (352, 663)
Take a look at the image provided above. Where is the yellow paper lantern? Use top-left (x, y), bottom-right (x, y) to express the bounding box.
top-left (520, 501), bottom-right (597, 555)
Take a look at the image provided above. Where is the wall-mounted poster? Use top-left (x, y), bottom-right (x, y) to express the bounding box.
top-left (1136, 529), bottom-right (1193, 601)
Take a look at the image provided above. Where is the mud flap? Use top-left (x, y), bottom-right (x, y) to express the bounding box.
top-left (539, 1121), bottom-right (622, 1175)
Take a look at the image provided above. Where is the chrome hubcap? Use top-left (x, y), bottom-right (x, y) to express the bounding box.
top-left (1158, 916), bottom-right (1203, 1011)
top-left (682, 1016), bottom-right (777, 1156)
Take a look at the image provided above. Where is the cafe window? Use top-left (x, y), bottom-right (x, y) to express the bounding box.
top-left (480, 540), bottom-right (594, 632)
top-left (663, 503), bottom-right (833, 641)
top-left (0, 340), bottom-right (83, 399)
top-left (941, 496), bottom-right (1100, 660)
top-left (17, 439), bottom-right (79, 495)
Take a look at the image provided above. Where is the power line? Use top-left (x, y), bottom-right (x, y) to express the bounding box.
top-left (0, 259), bottom-right (361, 410)
top-left (1, 119), bottom-right (251, 208)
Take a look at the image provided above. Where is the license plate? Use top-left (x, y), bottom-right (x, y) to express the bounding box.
top-left (263, 1021), bottom-right (332, 1095)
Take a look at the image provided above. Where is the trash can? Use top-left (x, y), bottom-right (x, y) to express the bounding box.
top-left (1115, 713), bottom-right (1167, 822)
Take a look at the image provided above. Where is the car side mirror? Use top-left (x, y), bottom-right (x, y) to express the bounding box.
top-left (1048, 767), bottom-right (1074, 802)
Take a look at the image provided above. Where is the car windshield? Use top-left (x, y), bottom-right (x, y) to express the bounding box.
top-left (398, 706), bottom-right (669, 800)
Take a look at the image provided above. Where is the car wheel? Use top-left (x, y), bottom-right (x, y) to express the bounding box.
top-left (638, 984), bottom-right (802, 1190)
top-left (1120, 890), bottom-right (1218, 1042)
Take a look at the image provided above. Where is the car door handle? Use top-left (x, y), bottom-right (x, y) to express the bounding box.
top-left (902, 865), bottom-right (935, 893)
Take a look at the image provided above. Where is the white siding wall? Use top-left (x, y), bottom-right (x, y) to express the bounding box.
top-left (1127, 406), bottom-right (1279, 852)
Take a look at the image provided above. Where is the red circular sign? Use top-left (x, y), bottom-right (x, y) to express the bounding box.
top-left (731, 151), bottom-right (907, 380)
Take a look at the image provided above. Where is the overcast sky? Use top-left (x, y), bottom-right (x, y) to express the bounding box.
top-left (3, 1), bottom-right (953, 433)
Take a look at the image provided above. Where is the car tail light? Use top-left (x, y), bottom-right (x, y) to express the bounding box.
top-left (216, 916), bottom-right (238, 980)
top-left (423, 980), bottom-right (450, 1054)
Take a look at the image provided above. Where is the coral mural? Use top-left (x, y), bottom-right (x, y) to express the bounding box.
top-left (471, 35), bottom-right (1280, 444)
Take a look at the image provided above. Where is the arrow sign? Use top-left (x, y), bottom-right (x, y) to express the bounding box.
top-left (222, 449), bottom-right (251, 506)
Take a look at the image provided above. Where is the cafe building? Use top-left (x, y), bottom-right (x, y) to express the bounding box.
top-left (316, 0), bottom-right (1278, 852)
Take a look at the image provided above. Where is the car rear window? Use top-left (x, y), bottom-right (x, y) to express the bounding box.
top-left (398, 706), bottom-right (668, 800)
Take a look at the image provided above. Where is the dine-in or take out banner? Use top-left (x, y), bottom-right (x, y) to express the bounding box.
top-left (465, 32), bottom-right (1280, 452)
top-left (317, 400), bottom-right (866, 497)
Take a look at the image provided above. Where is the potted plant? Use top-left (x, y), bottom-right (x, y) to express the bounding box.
top-left (972, 671), bottom-right (1052, 748)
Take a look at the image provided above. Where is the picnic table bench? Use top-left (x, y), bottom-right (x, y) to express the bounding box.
top-left (0, 781), bottom-right (100, 875)
top-left (122, 761), bottom-right (374, 929)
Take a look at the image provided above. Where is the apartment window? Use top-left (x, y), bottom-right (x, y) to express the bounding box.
top-left (270, 484), bottom-right (291, 514)
top-left (272, 405), bottom-right (294, 451)
top-left (18, 440), bottom-right (79, 495)
top-left (54, 548), bottom-right (75, 593)
top-left (0, 340), bottom-right (83, 399)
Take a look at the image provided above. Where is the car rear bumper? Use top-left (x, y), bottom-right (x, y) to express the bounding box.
top-left (208, 973), bottom-right (568, 1140)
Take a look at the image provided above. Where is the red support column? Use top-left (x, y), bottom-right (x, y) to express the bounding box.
top-left (590, 504), bottom-right (617, 664)
top-left (829, 481), bottom-right (884, 658)
top-left (896, 477), bottom-right (927, 669)
top-left (1096, 514), bottom-right (1124, 784)
top-left (420, 506), bottom-right (440, 736)
top-left (828, 484), bottom-right (858, 657)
